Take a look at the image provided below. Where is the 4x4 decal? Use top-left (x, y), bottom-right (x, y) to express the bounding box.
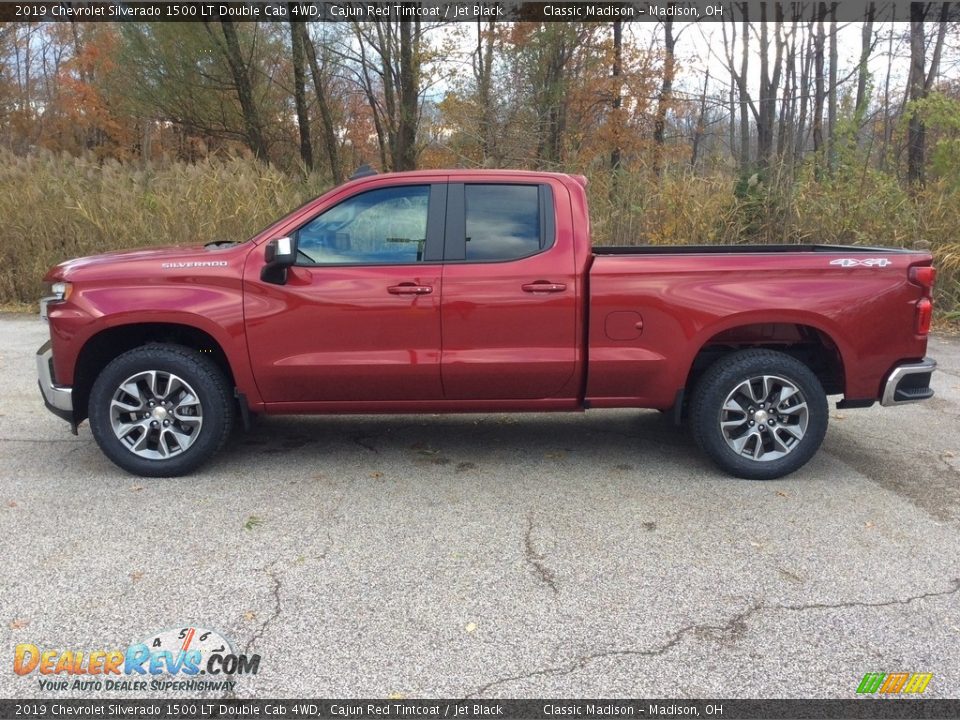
top-left (829, 258), bottom-right (892, 268)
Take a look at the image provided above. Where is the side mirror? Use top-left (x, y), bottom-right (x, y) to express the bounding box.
top-left (261, 236), bottom-right (296, 284)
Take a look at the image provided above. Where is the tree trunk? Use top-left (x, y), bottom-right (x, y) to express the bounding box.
top-left (302, 24), bottom-right (343, 184)
top-left (739, 4), bottom-right (750, 173)
top-left (794, 18), bottom-right (813, 163)
top-left (854, 2), bottom-right (875, 121)
top-left (396, 16), bottom-right (419, 171)
top-left (610, 19), bottom-right (623, 172)
top-left (534, 24), bottom-right (572, 168)
top-left (812, 4), bottom-right (825, 170)
top-left (925, 2), bottom-right (950, 89)
top-left (907, 3), bottom-right (927, 185)
top-left (827, 3), bottom-right (838, 172)
top-left (352, 27), bottom-right (388, 173)
top-left (778, 12), bottom-right (798, 162)
top-left (756, 3), bottom-right (783, 171)
top-left (214, 19), bottom-right (268, 161)
top-left (690, 68), bottom-right (710, 167)
top-left (289, 17), bottom-right (313, 171)
top-left (905, 2), bottom-right (949, 186)
top-left (653, 14), bottom-right (675, 177)
top-left (880, 7), bottom-right (895, 170)
top-left (474, 20), bottom-right (496, 163)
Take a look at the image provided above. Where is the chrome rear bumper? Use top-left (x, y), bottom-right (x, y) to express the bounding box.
top-left (880, 358), bottom-right (936, 406)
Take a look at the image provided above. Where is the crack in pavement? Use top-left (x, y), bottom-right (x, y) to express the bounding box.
top-left (242, 561), bottom-right (284, 658)
top-left (462, 578), bottom-right (960, 698)
top-left (524, 512), bottom-right (559, 595)
top-left (222, 482), bottom-right (349, 699)
top-left (221, 561), bottom-right (284, 700)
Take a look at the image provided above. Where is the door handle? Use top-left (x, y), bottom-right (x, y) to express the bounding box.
top-left (388, 283), bottom-right (433, 295)
top-left (521, 282), bottom-right (567, 293)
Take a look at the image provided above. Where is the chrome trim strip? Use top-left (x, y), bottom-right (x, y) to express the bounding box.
top-left (36, 340), bottom-right (73, 412)
top-left (880, 357), bottom-right (937, 407)
top-left (39, 296), bottom-right (56, 322)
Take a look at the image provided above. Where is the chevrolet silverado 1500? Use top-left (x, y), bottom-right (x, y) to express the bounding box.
top-left (37, 169), bottom-right (937, 479)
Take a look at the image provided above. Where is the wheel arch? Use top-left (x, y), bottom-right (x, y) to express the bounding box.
top-left (72, 322), bottom-right (238, 424)
top-left (679, 316), bottom-right (849, 418)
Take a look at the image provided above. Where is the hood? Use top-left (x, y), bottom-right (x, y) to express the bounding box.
top-left (45, 243), bottom-right (245, 282)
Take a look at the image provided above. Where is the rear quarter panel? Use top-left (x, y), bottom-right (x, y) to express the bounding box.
top-left (586, 251), bottom-right (932, 408)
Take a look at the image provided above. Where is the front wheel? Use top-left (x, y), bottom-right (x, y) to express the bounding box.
top-left (88, 345), bottom-right (234, 477)
top-left (690, 349), bottom-right (828, 480)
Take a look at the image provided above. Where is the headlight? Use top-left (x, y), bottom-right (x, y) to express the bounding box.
top-left (40, 282), bottom-right (72, 322)
top-left (50, 282), bottom-right (72, 301)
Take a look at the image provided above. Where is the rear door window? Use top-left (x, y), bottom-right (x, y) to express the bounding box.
top-left (464, 185), bottom-right (541, 261)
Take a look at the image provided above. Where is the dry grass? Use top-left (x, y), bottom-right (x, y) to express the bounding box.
top-left (0, 150), bottom-right (326, 304)
top-left (587, 165), bottom-right (960, 316)
top-left (0, 150), bottom-right (956, 318)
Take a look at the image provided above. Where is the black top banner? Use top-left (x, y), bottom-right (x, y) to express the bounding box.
top-left (4, 699), bottom-right (960, 720)
top-left (2, 0), bottom-right (958, 24)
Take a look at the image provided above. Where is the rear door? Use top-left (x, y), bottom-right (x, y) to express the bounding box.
top-left (244, 182), bottom-right (447, 403)
top-left (439, 181), bottom-right (578, 400)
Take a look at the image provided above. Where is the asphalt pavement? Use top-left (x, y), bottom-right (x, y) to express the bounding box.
top-left (1, 314), bottom-right (959, 699)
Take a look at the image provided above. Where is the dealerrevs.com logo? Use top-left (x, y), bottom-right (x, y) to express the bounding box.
top-left (13, 626), bottom-right (260, 693)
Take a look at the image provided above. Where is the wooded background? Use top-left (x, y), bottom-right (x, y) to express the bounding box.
top-left (1, 6), bottom-right (958, 317)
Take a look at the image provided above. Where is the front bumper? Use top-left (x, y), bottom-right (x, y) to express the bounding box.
top-left (37, 340), bottom-right (75, 428)
top-left (880, 357), bottom-right (937, 406)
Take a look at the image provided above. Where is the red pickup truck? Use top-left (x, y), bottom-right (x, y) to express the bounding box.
top-left (38, 169), bottom-right (937, 479)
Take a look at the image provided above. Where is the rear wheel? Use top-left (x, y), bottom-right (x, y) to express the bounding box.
top-left (690, 349), bottom-right (828, 480)
top-left (88, 345), bottom-right (234, 477)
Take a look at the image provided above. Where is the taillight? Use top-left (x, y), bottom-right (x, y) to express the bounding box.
top-left (909, 266), bottom-right (936, 295)
top-left (916, 298), bottom-right (932, 335)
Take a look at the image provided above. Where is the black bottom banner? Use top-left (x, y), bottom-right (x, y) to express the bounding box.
top-left (3, 699), bottom-right (960, 720)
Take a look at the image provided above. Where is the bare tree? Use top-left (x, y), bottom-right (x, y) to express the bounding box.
top-left (826, 3), bottom-right (837, 171)
top-left (653, 12), bottom-right (675, 176)
top-left (300, 24), bottom-right (343, 183)
top-left (794, 15), bottom-right (814, 163)
top-left (880, 8), bottom-right (896, 169)
top-left (343, 18), bottom-right (424, 172)
top-left (855, 2), bottom-right (876, 121)
top-left (756, 2), bottom-right (784, 169)
top-left (610, 19), bottom-right (623, 172)
top-left (396, 16), bottom-right (419, 171)
top-left (289, 16), bottom-right (313, 170)
top-left (812, 4), bottom-right (826, 165)
top-left (721, 3), bottom-right (752, 173)
top-left (690, 68), bottom-right (710, 167)
top-left (204, 19), bottom-right (268, 161)
top-left (473, 20), bottom-right (497, 164)
top-left (908, 2), bottom-right (951, 185)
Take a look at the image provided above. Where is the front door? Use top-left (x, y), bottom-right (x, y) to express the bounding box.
top-left (244, 183), bottom-right (447, 403)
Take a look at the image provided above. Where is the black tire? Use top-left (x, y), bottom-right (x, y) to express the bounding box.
top-left (88, 344), bottom-right (234, 477)
top-left (690, 349), bottom-right (828, 480)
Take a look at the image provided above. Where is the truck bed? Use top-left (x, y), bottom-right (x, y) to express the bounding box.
top-left (585, 243), bottom-right (932, 410)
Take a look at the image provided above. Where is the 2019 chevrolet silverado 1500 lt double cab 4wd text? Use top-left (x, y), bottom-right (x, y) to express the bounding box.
top-left (37, 169), bottom-right (937, 479)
